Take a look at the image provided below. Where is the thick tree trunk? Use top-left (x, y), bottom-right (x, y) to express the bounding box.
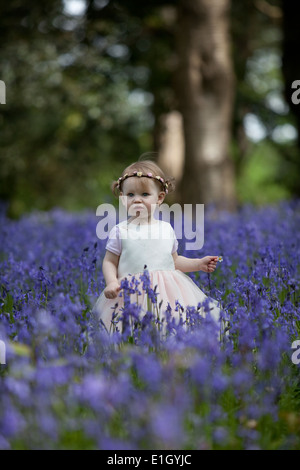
top-left (175, 0), bottom-right (236, 210)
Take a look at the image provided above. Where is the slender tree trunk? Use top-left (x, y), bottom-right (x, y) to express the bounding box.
top-left (175, 0), bottom-right (236, 210)
top-left (157, 111), bottom-right (184, 176)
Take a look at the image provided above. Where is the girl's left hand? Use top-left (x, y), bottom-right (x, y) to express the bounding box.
top-left (199, 256), bottom-right (219, 273)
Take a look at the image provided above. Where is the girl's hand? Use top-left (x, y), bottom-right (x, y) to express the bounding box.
top-left (199, 256), bottom-right (219, 273)
top-left (104, 281), bottom-right (121, 299)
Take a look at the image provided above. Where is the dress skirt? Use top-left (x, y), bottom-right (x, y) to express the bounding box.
top-left (92, 269), bottom-right (221, 333)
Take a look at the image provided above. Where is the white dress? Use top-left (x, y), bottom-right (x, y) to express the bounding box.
top-left (92, 219), bottom-right (221, 332)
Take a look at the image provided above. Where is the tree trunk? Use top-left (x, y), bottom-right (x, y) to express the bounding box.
top-left (157, 111), bottom-right (184, 177)
top-left (175, 0), bottom-right (236, 211)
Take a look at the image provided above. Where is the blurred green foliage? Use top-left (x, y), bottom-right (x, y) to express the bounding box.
top-left (0, 0), bottom-right (299, 217)
top-left (0, 0), bottom-right (156, 217)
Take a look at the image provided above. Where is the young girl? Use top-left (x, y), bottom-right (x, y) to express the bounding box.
top-left (93, 160), bottom-right (221, 332)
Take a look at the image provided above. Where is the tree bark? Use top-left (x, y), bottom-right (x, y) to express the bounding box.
top-left (175, 0), bottom-right (236, 211)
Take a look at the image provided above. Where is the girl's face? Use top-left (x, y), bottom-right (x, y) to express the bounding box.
top-left (120, 177), bottom-right (165, 221)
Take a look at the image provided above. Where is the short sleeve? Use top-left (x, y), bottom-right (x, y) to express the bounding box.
top-left (105, 225), bottom-right (122, 256)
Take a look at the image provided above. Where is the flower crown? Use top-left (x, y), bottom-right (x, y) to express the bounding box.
top-left (116, 170), bottom-right (169, 194)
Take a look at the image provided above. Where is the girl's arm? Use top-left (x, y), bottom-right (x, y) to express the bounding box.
top-left (172, 252), bottom-right (218, 273)
top-left (102, 250), bottom-right (121, 299)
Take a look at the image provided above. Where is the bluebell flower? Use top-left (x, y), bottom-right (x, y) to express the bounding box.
top-left (0, 202), bottom-right (299, 449)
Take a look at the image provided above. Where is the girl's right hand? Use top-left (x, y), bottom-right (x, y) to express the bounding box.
top-left (104, 281), bottom-right (121, 299)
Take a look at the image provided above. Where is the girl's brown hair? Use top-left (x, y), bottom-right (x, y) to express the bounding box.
top-left (111, 159), bottom-right (176, 196)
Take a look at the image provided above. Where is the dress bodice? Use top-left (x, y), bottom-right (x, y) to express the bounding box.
top-left (107, 220), bottom-right (178, 279)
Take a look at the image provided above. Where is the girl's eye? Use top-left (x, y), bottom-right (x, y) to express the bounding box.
top-left (142, 193), bottom-right (149, 197)
top-left (127, 193), bottom-right (134, 197)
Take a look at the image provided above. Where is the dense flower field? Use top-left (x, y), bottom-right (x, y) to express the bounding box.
top-left (0, 200), bottom-right (300, 450)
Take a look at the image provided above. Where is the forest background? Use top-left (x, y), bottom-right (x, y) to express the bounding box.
top-left (1, 0), bottom-right (300, 218)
